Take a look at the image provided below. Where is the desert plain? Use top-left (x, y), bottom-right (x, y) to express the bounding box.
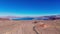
top-left (0, 20), bottom-right (60, 34)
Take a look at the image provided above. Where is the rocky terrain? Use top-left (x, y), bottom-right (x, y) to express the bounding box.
top-left (0, 20), bottom-right (60, 34)
top-left (0, 15), bottom-right (60, 34)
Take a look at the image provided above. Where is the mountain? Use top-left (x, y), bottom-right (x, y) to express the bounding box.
top-left (0, 15), bottom-right (60, 20)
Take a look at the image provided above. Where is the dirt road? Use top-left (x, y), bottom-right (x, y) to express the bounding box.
top-left (0, 20), bottom-right (60, 34)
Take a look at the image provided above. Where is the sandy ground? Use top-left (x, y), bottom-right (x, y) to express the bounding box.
top-left (0, 20), bottom-right (60, 34)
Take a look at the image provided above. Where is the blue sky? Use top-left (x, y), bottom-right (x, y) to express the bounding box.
top-left (0, 0), bottom-right (60, 16)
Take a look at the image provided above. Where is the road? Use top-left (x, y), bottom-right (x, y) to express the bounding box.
top-left (0, 20), bottom-right (60, 34)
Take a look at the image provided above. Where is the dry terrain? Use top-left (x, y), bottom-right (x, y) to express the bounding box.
top-left (0, 20), bottom-right (60, 34)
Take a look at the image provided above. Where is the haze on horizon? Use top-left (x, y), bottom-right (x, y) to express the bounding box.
top-left (0, 0), bottom-right (60, 16)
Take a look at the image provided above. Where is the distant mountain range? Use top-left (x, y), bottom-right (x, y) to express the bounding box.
top-left (0, 15), bottom-right (60, 20)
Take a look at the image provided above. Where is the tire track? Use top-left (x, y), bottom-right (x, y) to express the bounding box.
top-left (33, 26), bottom-right (39, 34)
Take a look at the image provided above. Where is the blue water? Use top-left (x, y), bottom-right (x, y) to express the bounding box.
top-left (11, 17), bottom-right (49, 20)
top-left (12, 17), bottom-right (35, 20)
top-left (11, 15), bottom-right (60, 20)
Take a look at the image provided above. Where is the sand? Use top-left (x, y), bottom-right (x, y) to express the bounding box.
top-left (0, 20), bottom-right (60, 34)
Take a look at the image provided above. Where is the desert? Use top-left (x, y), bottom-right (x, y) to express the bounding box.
top-left (0, 0), bottom-right (60, 34)
top-left (0, 19), bottom-right (60, 34)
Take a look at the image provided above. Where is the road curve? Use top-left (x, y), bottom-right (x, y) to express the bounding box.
top-left (33, 26), bottom-right (39, 34)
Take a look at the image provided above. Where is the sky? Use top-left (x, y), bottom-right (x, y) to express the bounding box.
top-left (0, 0), bottom-right (60, 16)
